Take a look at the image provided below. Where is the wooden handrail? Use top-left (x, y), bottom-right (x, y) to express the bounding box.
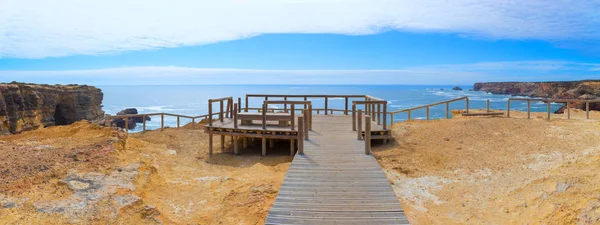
top-left (247, 94), bottom-right (366, 98)
top-left (389, 97), bottom-right (469, 114)
top-left (208, 96), bottom-right (233, 102)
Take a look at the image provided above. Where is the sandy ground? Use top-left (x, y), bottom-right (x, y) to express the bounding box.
top-left (0, 121), bottom-right (292, 224)
top-left (2, 109), bottom-right (600, 224)
top-left (374, 110), bottom-right (600, 224)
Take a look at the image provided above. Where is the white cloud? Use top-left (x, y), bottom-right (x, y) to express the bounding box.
top-left (1, 0), bottom-right (599, 58)
top-left (1, 60), bottom-right (598, 85)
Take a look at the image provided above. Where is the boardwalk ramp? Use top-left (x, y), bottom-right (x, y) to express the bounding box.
top-left (266, 115), bottom-right (410, 225)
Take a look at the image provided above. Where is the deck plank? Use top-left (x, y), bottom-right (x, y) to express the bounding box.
top-left (265, 115), bottom-right (410, 225)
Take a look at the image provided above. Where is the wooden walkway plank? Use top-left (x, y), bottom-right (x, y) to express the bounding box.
top-left (265, 115), bottom-right (410, 225)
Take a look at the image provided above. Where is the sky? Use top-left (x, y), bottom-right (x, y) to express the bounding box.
top-left (1, 0), bottom-right (599, 85)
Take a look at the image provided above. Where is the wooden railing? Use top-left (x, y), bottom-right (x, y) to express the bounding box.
top-left (208, 97), bottom-right (234, 126)
top-left (352, 98), bottom-right (388, 130)
top-left (106, 112), bottom-right (214, 134)
top-left (245, 94), bottom-right (367, 115)
top-left (387, 96), bottom-right (469, 125)
top-left (508, 98), bottom-right (600, 120)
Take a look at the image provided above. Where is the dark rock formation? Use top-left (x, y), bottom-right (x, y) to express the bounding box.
top-left (473, 80), bottom-right (600, 113)
top-left (111, 108), bottom-right (150, 130)
top-left (452, 86), bottom-right (463, 91)
top-left (0, 82), bottom-right (104, 135)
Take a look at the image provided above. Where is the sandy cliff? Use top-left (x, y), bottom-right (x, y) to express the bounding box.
top-left (0, 83), bottom-right (104, 135)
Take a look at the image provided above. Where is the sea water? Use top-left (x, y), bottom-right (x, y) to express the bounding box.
top-left (100, 85), bottom-right (563, 132)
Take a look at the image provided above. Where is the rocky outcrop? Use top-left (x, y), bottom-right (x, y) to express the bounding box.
top-left (452, 86), bottom-right (463, 91)
top-left (0, 82), bottom-right (104, 135)
top-left (111, 108), bottom-right (150, 130)
top-left (474, 80), bottom-right (600, 113)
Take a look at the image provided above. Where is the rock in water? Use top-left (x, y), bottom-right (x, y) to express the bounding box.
top-left (111, 108), bottom-right (151, 130)
top-left (452, 86), bottom-right (463, 91)
top-left (0, 82), bottom-right (104, 135)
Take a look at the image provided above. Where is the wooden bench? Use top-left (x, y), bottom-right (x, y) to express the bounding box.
top-left (238, 112), bottom-right (292, 126)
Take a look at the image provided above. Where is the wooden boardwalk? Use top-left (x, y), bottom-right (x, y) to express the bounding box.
top-left (266, 115), bottom-right (410, 225)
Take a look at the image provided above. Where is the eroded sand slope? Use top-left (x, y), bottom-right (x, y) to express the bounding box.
top-left (0, 121), bottom-right (292, 224)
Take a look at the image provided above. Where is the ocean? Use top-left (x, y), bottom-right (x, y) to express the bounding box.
top-left (100, 85), bottom-right (564, 132)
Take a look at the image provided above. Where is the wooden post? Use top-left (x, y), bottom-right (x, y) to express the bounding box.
top-left (365, 115), bottom-right (371, 155)
top-left (290, 139), bottom-right (295, 156)
top-left (308, 104), bottom-right (313, 131)
top-left (383, 103), bottom-right (387, 130)
top-left (357, 109), bottom-right (363, 140)
top-left (107, 118), bottom-right (111, 128)
top-left (298, 116), bottom-right (304, 155)
top-left (567, 102), bottom-right (571, 119)
top-left (233, 103), bottom-right (238, 129)
top-left (446, 102), bottom-right (450, 119)
top-left (233, 136), bottom-right (239, 155)
top-left (426, 106), bottom-right (430, 120)
top-left (208, 133), bottom-right (213, 157)
top-left (304, 97), bottom-right (308, 110)
top-left (220, 135), bottom-right (225, 151)
top-left (291, 104), bottom-right (295, 130)
top-left (586, 102), bottom-right (590, 119)
top-left (219, 100), bottom-right (224, 122)
top-left (465, 98), bottom-right (470, 114)
top-left (262, 104), bottom-right (267, 130)
top-left (486, 99), bottom-right (490, 113)
top-left (345, 97), bottom-right (349, 115)
top-left (390, 113), bottom-right (394, 128)
top-left (142, 116), bottom-right (146, 132)
top-left (262, 137), bottom-right (267, 156)
top-left (191, 118), bottom-right (195, 129)
top-left (408, 110), bottom-right (412, 120)
top-left (177, 116), bottom-right (180, 128)
top-left (371, 104), bottom-right (376, 121)
top-left (161, 114), bottom-right (164, 129)
top-left (507, 100), bottom-right (511, 118)
top-left (229, 99), bottom-right (233, 118)
top-left (547, 101), bottom-right (551, 120)
top-left (377, 104), bottom-right (381, 125)
top-left (125, 116), bottom-right (129, 134)
top-left (527, 100), bottom-right (531, 119)
top-left (237, 97), bottom-right (241, 113)
top-left (245, 96), bottom-right (249, 112)
top-left (269, 139), bottom-right (274, 148)
top-left (352, 103), bottom-right (357, 131)
top-left (284, 97), bottom-right (288, 113)
top-left (303, 109), bottom-right (309, 140)
top-left (209, 101), bottom-right (213, 126)
top-left (324, 97), bottom-right (328, 115)
top-left (243, 137), bottom-right (247, 148)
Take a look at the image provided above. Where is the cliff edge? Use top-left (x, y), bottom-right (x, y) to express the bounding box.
top-left (473, 80), bottom-right (600, 113)
top-left (0, 82), bottom-right (104, 134)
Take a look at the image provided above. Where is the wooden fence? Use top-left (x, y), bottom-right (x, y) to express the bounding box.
top-left (507, 98), bottom-right (600, 120)
top-left (386, 96), bottom-right (469, 126)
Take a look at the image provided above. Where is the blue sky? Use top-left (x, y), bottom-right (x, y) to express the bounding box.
top-left (1, 0), bottom-right (599, 85)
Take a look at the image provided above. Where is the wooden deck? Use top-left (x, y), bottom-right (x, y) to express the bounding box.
top-left (265, 115), bottom-right (410, 225)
